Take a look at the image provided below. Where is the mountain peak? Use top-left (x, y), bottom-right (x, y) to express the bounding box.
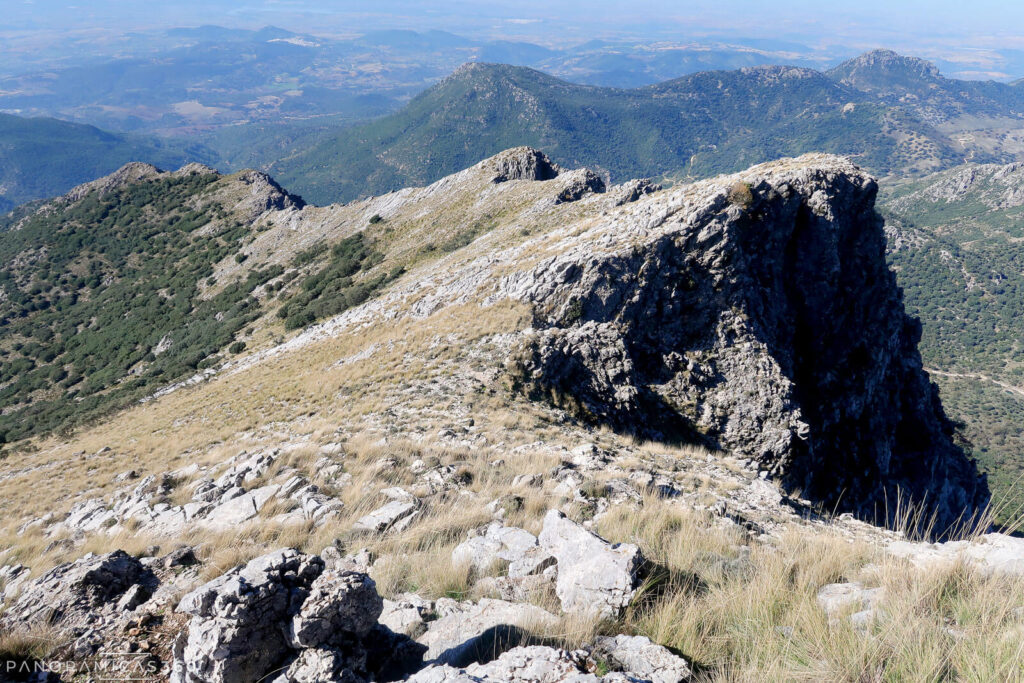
top-left (828, 49), bottom-right (942, 91)
top-left (447, 61), bottom-right (541, 80)
top-left (61, 161), bottom-right (164, 203)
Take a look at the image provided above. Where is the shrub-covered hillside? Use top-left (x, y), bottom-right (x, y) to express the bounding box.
top-left (881, 163), bottom-right (1024, 524)
top-left (0, 170), bottom-right (282, 440)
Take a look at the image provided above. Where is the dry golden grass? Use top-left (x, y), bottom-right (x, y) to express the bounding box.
top-left (3, 397), bottom-right (1023, 682)
top-left (586, 495), bottom-right (1024, 682)
top-left (0, 621), bottom-right (68, 668)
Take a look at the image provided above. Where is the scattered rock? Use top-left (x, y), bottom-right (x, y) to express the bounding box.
top-left (511, 473), bottom-right (543, 488)
top-left (817, 582), bottom-right (884, 628)
top-left (888, 533), bottom-right (1024, 577)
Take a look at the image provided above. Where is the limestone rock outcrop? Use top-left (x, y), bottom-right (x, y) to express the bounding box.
top-left (491, 147), bottom-right (561, 183)
top-left (1, 550), bottom-right (156, 633)
top-left (506, 155), bottom-right (988, 534)
top-left (171, 549), bottom-right (392, 683)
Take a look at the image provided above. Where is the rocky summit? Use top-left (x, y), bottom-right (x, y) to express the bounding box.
top-left (0, 148), bottom-right (1015, 681)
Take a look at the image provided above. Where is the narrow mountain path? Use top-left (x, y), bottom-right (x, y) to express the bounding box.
top-left (925, 367), bottom-right (1024, 400)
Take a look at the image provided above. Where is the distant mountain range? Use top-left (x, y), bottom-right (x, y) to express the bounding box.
top-left (0, 25), bottom-right (832, 136)
top-left (8, 49), bottom-right (1024, 212)
top-left (271, 50), bottom-right (1024, 205)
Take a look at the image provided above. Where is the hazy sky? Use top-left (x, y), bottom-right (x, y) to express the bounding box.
top-left (6, 0), bottom-right (1024, 53)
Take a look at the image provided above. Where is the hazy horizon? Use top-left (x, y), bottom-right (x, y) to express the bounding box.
top-left (6, 1), bottom-right (1024, 63)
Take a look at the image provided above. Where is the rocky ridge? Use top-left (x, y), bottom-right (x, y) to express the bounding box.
top-left (9, 148), bottom-right (988, 533)
top-left (884, 160), bottom-right (1024, 212)
top-left (0, 148), bottom-right (1017, 680)
top-left (160, 147), bottom-right (988, 532)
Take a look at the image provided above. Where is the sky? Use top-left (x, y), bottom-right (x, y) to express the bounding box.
top-left (5, 0), bottom-right (1024, 46)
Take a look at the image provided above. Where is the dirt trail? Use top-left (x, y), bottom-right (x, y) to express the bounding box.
top-left (925, 367), bottom-right (1024, 399)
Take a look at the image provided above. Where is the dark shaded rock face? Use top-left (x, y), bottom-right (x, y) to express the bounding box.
top-left (491, 147), bottom-right (561, 183)
top-left (508, 157), bottom-right (988, 535)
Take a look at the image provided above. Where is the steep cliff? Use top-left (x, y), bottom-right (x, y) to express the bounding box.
top-left (504, 154), bottom-right (988, 533)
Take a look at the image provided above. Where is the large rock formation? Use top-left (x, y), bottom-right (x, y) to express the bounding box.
top-left (505, 155), bottom-right (988, 534)
top-left (0, 551), bottom-right (154, 631)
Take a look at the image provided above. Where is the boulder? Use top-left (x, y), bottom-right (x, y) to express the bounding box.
top-left (288, 570), bottom-right (383, 648)
top-left (282, 648), bottom-right (360, 683)
top-left (539, 510), bottom-right (644, 618)
top-left (172, 549), bottom-right (398, 683)
top-left (555, 169), bottom-right (606, 204)
top-left (475, 574), bottom-right (555, 603)
top-left (163, 546), bottom-right (198, 570)
top-left (380, 597), bottom-right (430, 637)
top-left (352, 500), bottom-right (418, 533)
top-left (408, 645), bottom-right (597, 682)
top-left (451, 522), bottom-right (555, 579)
top-left (0, 564), bottom-right (31, 602)
top-left (199, 484), bottom-right (280, 530)
top-left (2, 550), bottom-right (155, 630)
top-left (418, 598), bottom-right (558, 667)
top-left (608, 178), bottom-right (661, 207)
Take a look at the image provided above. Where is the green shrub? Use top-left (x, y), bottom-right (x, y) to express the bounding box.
top-left (727, 181), bottom-right (754, 208)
